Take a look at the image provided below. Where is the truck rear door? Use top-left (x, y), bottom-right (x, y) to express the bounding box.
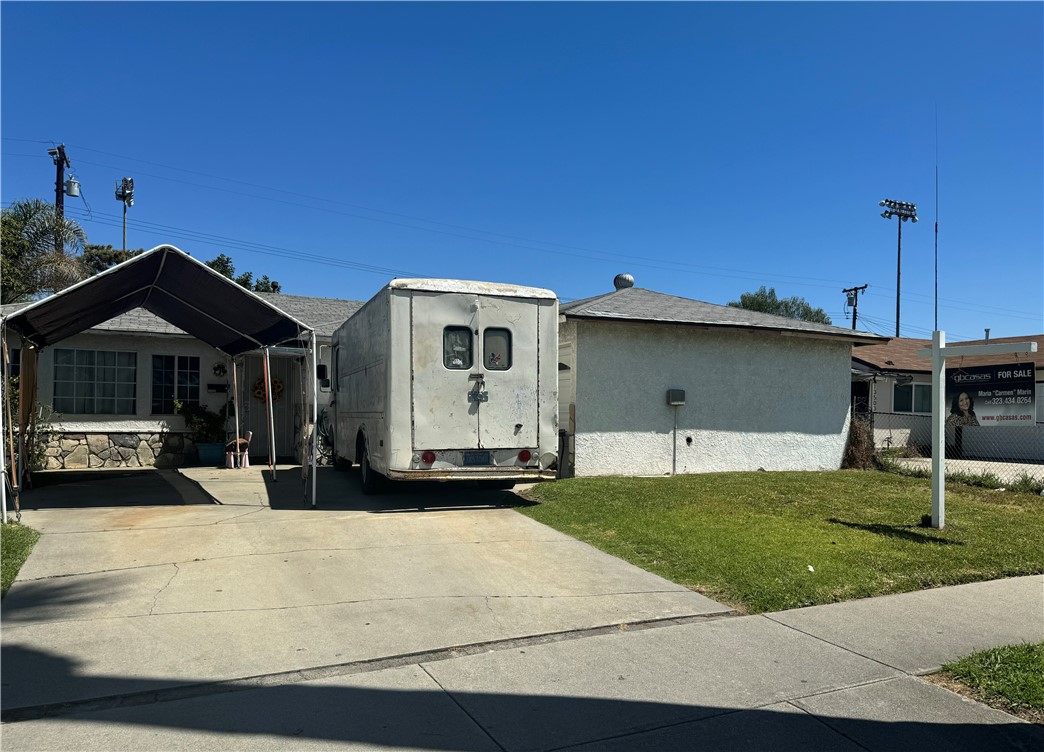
top-left (410, 291), bottom-right (481, 450)
top-left (475, 296), bottom-right (539, 449)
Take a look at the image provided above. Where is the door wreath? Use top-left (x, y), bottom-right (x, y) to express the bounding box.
top-left (254, 376), bottom-right (285, 402)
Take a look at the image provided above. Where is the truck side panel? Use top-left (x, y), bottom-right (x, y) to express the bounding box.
top-left (333, 288), bottom-right (390, 471)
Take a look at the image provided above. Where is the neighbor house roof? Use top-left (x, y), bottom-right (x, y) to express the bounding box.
top-left (3, 289), bottom-right (361, 340)
top-left (852, 334), bottom-right (1044, 374)
top-left (560, 286), bottom-right (886, 345)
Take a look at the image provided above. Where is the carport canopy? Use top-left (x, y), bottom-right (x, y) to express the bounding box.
top-left (3, 244), bottom-right (311, 355)
top-left (1, 245), bottom-right (321, 517)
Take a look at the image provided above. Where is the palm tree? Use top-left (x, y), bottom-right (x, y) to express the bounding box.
top-left (1, 198), bottom-right (88, 302)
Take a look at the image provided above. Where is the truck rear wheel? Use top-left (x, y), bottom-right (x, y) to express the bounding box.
top-left (359, 445), bottom-right (382, 495)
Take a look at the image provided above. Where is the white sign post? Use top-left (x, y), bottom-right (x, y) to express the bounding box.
top-left (918, 332), bottom-right (1037, 529)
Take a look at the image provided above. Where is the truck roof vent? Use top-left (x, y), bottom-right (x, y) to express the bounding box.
top-left (613, 273), bottom-right (634, 290)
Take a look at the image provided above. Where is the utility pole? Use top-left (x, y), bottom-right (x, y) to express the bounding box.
top-left (878, 199), bottom-right (918, 337)
top-left (47, 144), bottom-right (71, 251)
top-left (842, 284), bottom-right (868, 331)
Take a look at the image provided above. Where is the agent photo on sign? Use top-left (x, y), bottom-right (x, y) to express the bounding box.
top-left (946, 391), bottom-right (980, 428)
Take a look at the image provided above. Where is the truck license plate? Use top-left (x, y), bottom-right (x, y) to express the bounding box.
top-left (463, 451), bottom-right (491, 466)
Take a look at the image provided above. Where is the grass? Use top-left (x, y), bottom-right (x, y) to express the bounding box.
top-left (520, 471), bottom-right (1044, 613)
top-left (938, 642), bottom-right (1044, 725)
top-left (1, 523), bottom-right (40, 598)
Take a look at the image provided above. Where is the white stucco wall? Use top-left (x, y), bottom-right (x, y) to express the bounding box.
top-left (570, 320), bottom-right (852, 476)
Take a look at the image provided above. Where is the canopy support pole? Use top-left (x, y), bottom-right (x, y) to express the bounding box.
top-left (263, 347), bottom-right (277, 482)
top-left (2, 335), bottom-right (20, 523)
top-left (231, 355), bottom-right (241, 467)
top-left (1, 326), bottom-right (7, 525)
top-left (310, 330), bottom-right (318, 508)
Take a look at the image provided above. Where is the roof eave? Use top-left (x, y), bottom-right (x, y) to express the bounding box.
top-left (562, 313), bottom-right (887, 346)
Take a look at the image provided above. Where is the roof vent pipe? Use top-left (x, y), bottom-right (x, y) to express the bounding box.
top-left (984, 328), bottom-right (990, 344)
top-left (613, 273), bottom-right (634, 290)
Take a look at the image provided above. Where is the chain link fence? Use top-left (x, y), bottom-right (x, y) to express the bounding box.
top-left (859, 408), bottom-right (1044, 491)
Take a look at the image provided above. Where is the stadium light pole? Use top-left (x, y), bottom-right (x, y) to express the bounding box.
top-left (115, 178), bottom-right (134, 251)
top-left (879, 199), bottom-right (917, 337)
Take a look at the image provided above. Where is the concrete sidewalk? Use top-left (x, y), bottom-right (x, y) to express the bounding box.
top-left (3, 576), bottom-right (1041, 750)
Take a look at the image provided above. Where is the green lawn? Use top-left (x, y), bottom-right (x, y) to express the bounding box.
top-left (520, 471), bottom-right (1044, 613)
top-left (1, 523), bottom-right (40, 598)
top-left (942, 642), bottom-right (1044, 725)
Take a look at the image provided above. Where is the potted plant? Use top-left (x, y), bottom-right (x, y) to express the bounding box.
top-left (175, 399), bottom-right (229, 467)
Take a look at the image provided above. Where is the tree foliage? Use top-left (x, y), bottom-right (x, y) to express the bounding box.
top-left (81, 244), bottom-right (144, 275)
top-left (727, 286), bottom-right (832, 325)
top-left (204, 254), bottom-right (281, 293)
top-left (1, 199), bottom-right (88, 302)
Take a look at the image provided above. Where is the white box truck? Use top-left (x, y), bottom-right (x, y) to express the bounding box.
top-left (331, 279), bottom-right (558, 493)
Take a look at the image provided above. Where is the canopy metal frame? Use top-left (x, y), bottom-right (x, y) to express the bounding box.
top-left (1, 245), bottom-right (321, 521)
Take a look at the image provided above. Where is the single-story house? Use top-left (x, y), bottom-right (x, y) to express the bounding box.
top-left (3, 289), bottom-right (360, 470)
top-left (557, 275), bottom-right (887, 477)
top-left (851, 334), bottom-right (1044, 461)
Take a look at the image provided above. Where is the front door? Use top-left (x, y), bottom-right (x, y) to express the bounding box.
top-left (240, 354), bottom-right (296, 459)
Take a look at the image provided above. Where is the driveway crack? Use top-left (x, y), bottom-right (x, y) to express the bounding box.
top-left (150, 563), bottom-right (180, 616)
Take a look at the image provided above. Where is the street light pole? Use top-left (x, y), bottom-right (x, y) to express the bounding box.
top-left (878, 199), bottom-right (918, 337)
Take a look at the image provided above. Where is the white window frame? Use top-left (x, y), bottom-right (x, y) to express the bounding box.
top-left (151, 354), bottom-right (201, 415)
top-left (53, 348), bottom-right (137, 415)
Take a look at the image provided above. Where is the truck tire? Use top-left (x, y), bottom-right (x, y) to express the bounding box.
top-left (333, 454), bottom-right (352, 472)
top-left (359, 445), bottom-right (382, 495)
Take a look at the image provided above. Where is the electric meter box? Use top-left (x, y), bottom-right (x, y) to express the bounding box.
top-left (666, 389), bottom-right (686, 406)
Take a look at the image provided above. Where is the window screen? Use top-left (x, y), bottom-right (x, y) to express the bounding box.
top-left (443, 327), bottom-right (473, 369)
top-left (483, 328), bottom-right (512, 370)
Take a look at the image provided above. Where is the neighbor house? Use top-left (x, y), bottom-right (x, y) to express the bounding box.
top-left (557, 276), bottom-right (886, 477)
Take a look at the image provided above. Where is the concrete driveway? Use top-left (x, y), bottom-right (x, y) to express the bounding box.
top-left (2, 467), bottom-right (730, 716)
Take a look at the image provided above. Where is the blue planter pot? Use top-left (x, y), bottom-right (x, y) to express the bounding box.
top-left (197, 443), bottom-right (225, 467)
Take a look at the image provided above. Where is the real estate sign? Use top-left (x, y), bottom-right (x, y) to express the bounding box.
top-left (945, 362), bottom-right (1035, 427)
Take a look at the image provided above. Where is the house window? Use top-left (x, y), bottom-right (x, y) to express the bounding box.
top-left (483, 328), bottom-right (512, 370)
top-left (443, 327), bottom-right (473, 370)
top-left (894, 382), bottom-right (932, 414)
top-left (53, 348), bottom-right (137, 415)
top-left (7, 347), bottom-right (19, 379)
top-left (152, 355), bottom-right (200, 414)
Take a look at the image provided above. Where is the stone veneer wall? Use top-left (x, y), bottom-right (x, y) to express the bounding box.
top-left (42, 432), bottom-right (197, 470)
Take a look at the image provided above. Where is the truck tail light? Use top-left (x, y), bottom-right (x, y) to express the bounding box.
top-left (421, 451), bottom-right (436, 464)
top-left (518, 449), bottom-right (532, 463)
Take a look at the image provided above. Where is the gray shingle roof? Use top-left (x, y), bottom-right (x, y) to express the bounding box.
top-left (3, 293), bottom-right (362, 340)
top-left (561, 287), bottom-right (886, 345)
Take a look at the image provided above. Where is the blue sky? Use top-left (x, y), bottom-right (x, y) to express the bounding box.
top-left (3, 2), bottom-right (1041, 341)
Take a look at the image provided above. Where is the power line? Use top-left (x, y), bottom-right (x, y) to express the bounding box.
top-left (5, 139), bottom-right (1041, 326)
top-left (61, 206), bottom-right (427, 279)
top-left (2, 142), bottom-right (862, 290)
